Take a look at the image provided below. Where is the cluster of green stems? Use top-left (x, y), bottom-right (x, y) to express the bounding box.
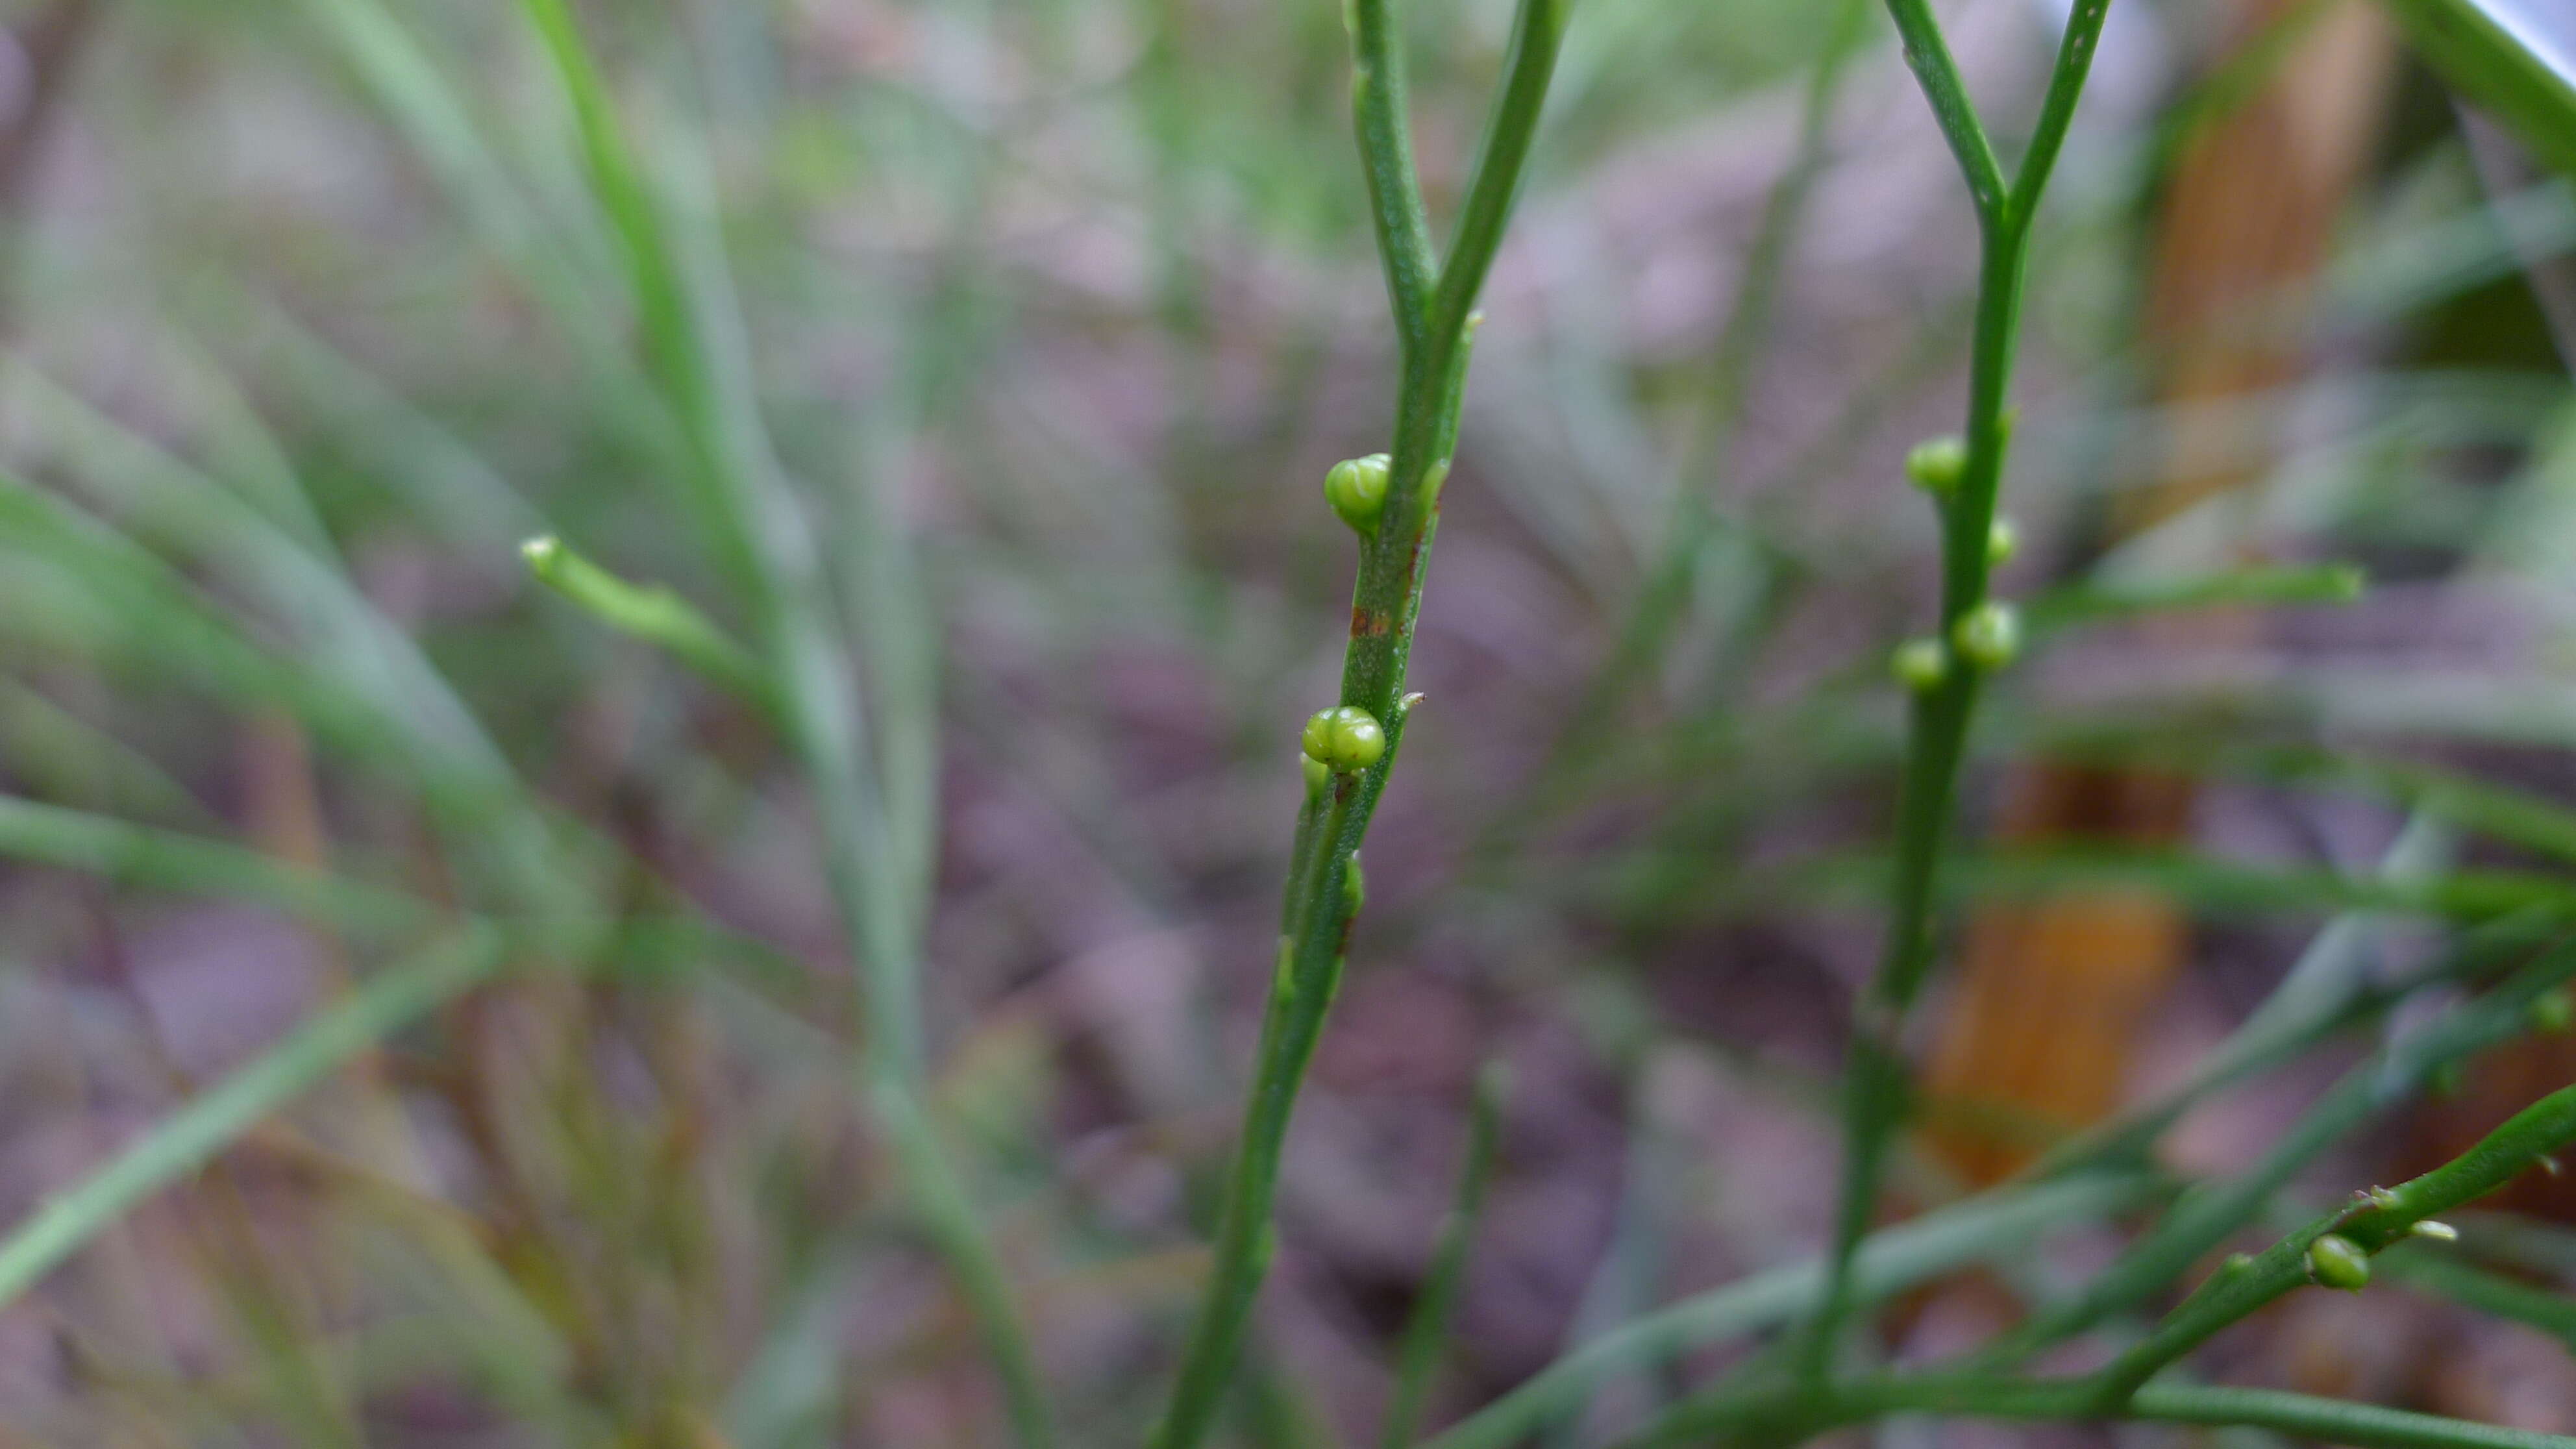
top-left (1160, 2), bottom-right (2576, 1448)
top-left (10, 5), bottom-right (2576, 1449)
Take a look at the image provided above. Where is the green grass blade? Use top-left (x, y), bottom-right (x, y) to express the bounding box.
top-left (2379, 0), bottom-right (2576, 175)
top-left (2024, 564), bottom-right (2367, 634)
top-left (0, 792), bottom-right (434, 935)
top-left (0, 928), bottom-right (506, 1309)
top-left (0, 678), bottom-right (216, 829)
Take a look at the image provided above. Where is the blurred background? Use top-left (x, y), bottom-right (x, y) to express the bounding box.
top-left (0, 0), bottom-right (2573, 1443)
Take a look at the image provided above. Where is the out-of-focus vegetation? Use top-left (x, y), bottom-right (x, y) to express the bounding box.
top-left (1, 0), bottom-right (2576, 1444)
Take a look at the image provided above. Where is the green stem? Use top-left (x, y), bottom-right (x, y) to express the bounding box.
top-left (1380, 1062), bottom-right (1509, 1449)
top-left (2090, 1077), bottom-right (2576, 1404)
top-left (1146, 2), bottom-right (1569, 1444)
top-left (1801, 0), bottom-right (2113, 1380)
top-left (1150, 754), bottom-right (1374, 1449)
top-left (1623, 1374), bottom-right (2576, 1449)
top-left (1426, 0), bottom-right (1572, 344)
top-left (2123, 1383), bottom-right (2576, 1449)
top-left (1987, 932), bottom-right (2576, 1367)
top-left (1879, 0), bottom-right (2006, 219)
top-left (1349, 0), bottom-right (1437, 341)
top-left (520, 534), bottom-right (778, 714)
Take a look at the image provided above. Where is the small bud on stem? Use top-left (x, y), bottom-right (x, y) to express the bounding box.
top-left (1325, 454), bottom-right (1393, 534)
top-left (2306, 1233), bottom-right (2371, 1292)
top-left (1951, 602), bottom-right (2021, 671)
top-left (1890, 638), bottom-right (1948, 691)
top-left (1905, 436), bottom-right (1967, 496)
top-left (1301, 706), bottom-right (1387, 774)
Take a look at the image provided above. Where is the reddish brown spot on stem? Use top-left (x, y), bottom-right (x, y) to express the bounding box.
top-left (1351, 607), bottom-right (1393, 638)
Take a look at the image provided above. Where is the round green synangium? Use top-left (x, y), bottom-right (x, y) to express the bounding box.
top-left (2306, 1233), bottom-right (2372, 1292)
top-left (1987, 515), bottom-right (2020, 565)
top-left (1951, 601), bottom-right (2021, 671)
top-left (1905, 435), bottom-right (1967, 495)
top-left (1890, 637), bottom-right (1948, 691)
top-left (1324, 453), bottom-right (1392, 532)
top-left (1300, 706), bottom-right (1387, 773)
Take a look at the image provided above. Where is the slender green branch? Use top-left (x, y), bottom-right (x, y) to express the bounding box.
top-left (0, 928), bottom-right (506, 1306)
top-left (1380, 1063), bottom-right (1509, 1449)
top-left (520, 534), bottom-right (777, 715)
top-left (1349, 0), bottom-right (1437, 342)
top-left (1987, 932), bottom-right (2576, 1366)
top-left (2004, 0), bottom-right (2112, 225)
top-left (1879, 0), bottom-right (2006, 220)
top-left (1150, 748), bottom-right (1381, 1449)
top-left (2092, 1078), bottom-right (2576, 1402)
top-left (2123, 1383), bottom-right (2576, 1449)
top-left (1426, 0), bottom-right (1572, 345)
top-left (1802, 0), bottom-right (2118, 1381)
top-left (1621, 1372), bottom-right (2576, 1449)
top-left (1553, 1093), bottom-right (2576, 1449)
top-left (1147, 2), bottom-right (1570, 1443)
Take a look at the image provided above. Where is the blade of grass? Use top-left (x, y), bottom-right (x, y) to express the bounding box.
top-left (0, 926), bottom-right (506, 1307)
top-left (510, 7), bottom-right (1050, 1442)
top-left (2022, 563), bottom-right (2366, 633)
top-left (2375, 1245), bottom-right (2576, 1349)
top-left (291, 0), bottom-right (662, 449)
top-left (0, 676), bottom-right (217, 828)
top-left (2377, 0), bottom-right (2576, 176)
top-left (0, 792), bottom-right (434, 936)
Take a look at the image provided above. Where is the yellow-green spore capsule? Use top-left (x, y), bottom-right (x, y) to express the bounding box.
top-left (1987, 516), bottom-right (2020, 565)
top-left (1952, 601), bottom-right (2022, 671)
top-left (1905, 436), bottom-right (1966, 496)
top-left (1300, 706), bottom-right (1387, 773)
top-left (2306, 1233), bottom-right (2370, 1291)
top-left (1324, 453), bottom-right (1392, 533)
top-left (1890, 637), bottom-right (1948, 691)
